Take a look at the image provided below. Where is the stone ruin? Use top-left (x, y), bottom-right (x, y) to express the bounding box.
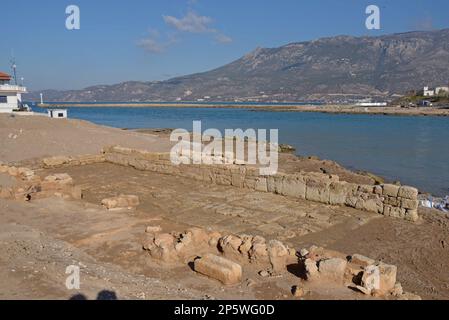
top-left (142, 226), bottom-right (421, 300)
top-left (38, 148), bottom-right (421, 223)
top-left (0, 162), bottom-right (82, 201)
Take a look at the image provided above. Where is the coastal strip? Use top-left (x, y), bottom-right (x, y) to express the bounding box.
top-left (36, 103), bottom-right (449, 117)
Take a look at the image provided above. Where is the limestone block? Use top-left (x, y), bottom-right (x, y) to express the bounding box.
top-left (42, 156), bottom-right (71, 168)
top-left (383, 184), bottom-right (400, 197)
top-left (318, 258), bottom-right (347, 283)
top-left (304, 258), bottom-right (319, 280)
top-left (400, 198), bottom-right (418, 210)
top-left (329, 182), bottom-right (349, 205)
top-left (398, 186), bottom-right (418, 200)
top-left (404, 209), bottom-right (419, 222)
top-left (350, 254), bottom-right (375, 267)
top-left (194, 254), bottom-right (242, 285)
top-left (281, 175), bottom-right (306, 199)
top-left (267, 240), bottom-right (288, 274)
top-left (254, 177), bottom-right (268, 192)
top-left (306, 178), bottom-right (330, 204)
top-left (101, 194), bottom-right (140, 209)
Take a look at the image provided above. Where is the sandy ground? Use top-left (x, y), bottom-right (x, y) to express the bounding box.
top-left (0, 114), bottom-right (169, 163)
top-left (0, 113), bottom-right (448, 300)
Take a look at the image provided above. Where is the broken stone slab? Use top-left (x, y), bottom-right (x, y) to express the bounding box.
top-left (194, 254), bottom-right (242, 285)
top-left (101, 194), bottom-right (140, 209)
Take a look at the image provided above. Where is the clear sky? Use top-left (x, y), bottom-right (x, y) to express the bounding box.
top-left (1, 0), bottom-right (448, 91)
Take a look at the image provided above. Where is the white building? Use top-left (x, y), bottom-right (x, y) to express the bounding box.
top-left (47, 109), bottom-right (68, 118)
top-left (0, 71), bottom-right (27, 113)
top-left (423, 86), bottom-right (435, 97)
top-left (435, 86), bottom-right (449, 95)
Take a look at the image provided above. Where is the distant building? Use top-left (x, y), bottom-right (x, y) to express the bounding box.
top-left (423, 86), bottom-right (435, 97)
top-left (47, 109), bottom-right (68, 118)
top-left (435, 86), bottom-right (449, 95)
top-left (0, 71), bottom-right (27, 113)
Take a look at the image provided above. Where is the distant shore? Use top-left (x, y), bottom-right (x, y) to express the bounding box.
top-left (36, 103), bottom-right (449, 117)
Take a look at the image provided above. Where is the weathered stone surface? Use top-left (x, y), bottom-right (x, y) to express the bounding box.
top-left (351, 254), bottom-right (375, 267)
top-left (145, 226), bottom-right (162, 233)
top-left (219, 235), bottom-right (243, 256)
top-left (281, 175), bottom-right (306, 199)
top-left (383, 205), bottom-right (406, 219)
top-left (249, 237), bottom-right (268, 262)
top-left (304, 258), bottom-right (319, 280)
top-left (383, 184), bottom-right (400, 197)
top-left (306, 178), bottom-right (330, 204)
top-left (42, 156), bottom-right (71, 168)
top-left (267, 240), bottom-right (288, 274)
top-left (361, 265), bottom-right (380, 294)
top-left (318, 258), bottom-right (347, 283)
top-left (41, 173), bottom-right (74, 191)
top-left (398, 186), bottom-right (418, 200)
top-left (194, 254), bottom-right (242, 285)
top-left (254, 177), bottom-right (268, 192)
top-left (329, 182), bottom-right (350, 205)
top-left (400, 198), bottom-right (418, 210)
top-left (378, 263), bottom-right (397, 294)
top-left (101, 194), bottom-right (140, 209)
top-left (404, 209), bottom-right (419, 222)
top-left (143, 233), bottom-right (177, 262)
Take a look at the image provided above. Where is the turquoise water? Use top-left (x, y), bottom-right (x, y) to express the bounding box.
top-left (33, 106), bottom-right (449, 196)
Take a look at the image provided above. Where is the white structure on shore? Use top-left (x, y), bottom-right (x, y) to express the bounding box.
top-left (422, 85), bottom-right (449, 97)
top-left (0, 71), bottom-right (27, 113)
top-left (47, 109), bottom-right (68, 119)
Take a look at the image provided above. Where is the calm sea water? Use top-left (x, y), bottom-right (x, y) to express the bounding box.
top-left (33, 106), bottom-right (449, 196)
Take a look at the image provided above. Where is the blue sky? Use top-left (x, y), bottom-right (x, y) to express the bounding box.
top-left (1, 0), bottom-right (448, 91)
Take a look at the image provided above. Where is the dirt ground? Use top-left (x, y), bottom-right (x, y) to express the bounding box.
top-left (1, 114), bottom-right (448, 300)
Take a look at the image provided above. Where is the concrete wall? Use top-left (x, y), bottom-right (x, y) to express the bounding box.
top-left (99, 146), bottom-right (419, 222)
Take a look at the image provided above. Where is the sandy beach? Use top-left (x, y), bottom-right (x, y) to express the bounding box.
top-left (1, 114), bottom-right (448, 300)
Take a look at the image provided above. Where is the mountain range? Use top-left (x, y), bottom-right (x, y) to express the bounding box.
top-left (25, 28), bottom-right (449, 103)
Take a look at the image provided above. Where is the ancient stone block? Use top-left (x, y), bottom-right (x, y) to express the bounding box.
top-left (398, 186), bottom-right (418, 200)
top-left (219, 235), bottom-right (243, 256)
top-left (378, 263), bottom-right (397, 294)
top-left (194, 254), bottom-right (242, 285)
top-left (304, 258), bottom-right (319, 280)
top-left (267, 240), bottom-right (288, 274)
top-left (42, 156), bottom-right (71, 168)
top-left (400, 198), bottom-right (418, 210)
top-left (281, 175), bottom-right (306, 199)
top-left (329, 182), bottom-right (349, 205)
top-left (383, 184), bottom-right (400, 197)
top-left (318, 258), bottom-right (347, 283)
top-left (361, 265), bottom-right (380, 294)
top-left (404, 209), bottom-right (419, 222)
top-left (384, 205), bottom-right (406, 219)
top-left (306, 178), bottom-right (330, 204)
top-left (101, 194), bottom-right (140, 209)
top-left (351, 254), bottom-right (375, 267)
top-left (254, 177), bottom-right (268, 192)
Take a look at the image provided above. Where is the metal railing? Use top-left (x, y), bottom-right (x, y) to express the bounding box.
top-left (0, 84), bottom-right (27, 92)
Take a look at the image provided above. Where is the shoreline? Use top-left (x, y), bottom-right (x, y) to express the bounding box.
top-left (36, 103), bottom-right (449, 117)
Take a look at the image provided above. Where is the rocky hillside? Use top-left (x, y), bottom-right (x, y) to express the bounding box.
top-left (26, 29), bottom-right (449, 103)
